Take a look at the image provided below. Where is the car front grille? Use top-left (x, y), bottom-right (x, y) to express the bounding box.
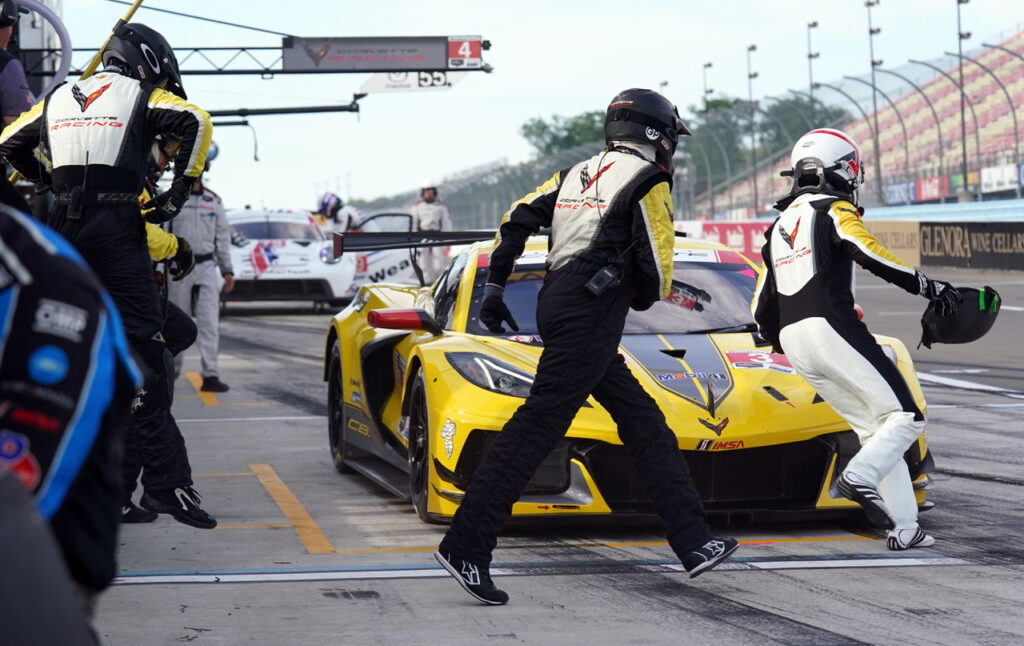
top-left (583, 434), bottom-right (844, 512)
top-left (228, 279), bottom-right (333, 300)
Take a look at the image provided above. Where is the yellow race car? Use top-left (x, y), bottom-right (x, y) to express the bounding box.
top-left (323, 235), bottom-right (934, 523)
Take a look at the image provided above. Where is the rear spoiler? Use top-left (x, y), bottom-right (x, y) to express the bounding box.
top-left (332, 230), bottom-right (497, 258)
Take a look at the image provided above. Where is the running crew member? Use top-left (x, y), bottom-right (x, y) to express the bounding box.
top-left (0, 22), bottom-right (217, 528)
top-left (751, 127), bottom-right (961, 550)
top-left (435, 89), bottom-right (739, 605)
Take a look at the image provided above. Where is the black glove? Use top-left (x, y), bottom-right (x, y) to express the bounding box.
top-left (478, 283), bottom-right (519, 334)
top-left (143, 176), bottom-right (195, 223)
top-left (923, 277), bottom-right (962, 317)
top-left (169, 236), bottom-right (195, 281)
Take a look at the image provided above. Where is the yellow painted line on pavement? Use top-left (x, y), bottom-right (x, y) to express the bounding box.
top-left (186, 372), bottom-right (220, 406)
top-left (195, 472), bottom-right (257, 477)
top-left (217, 524), bottom-right (292, 530)
top-left (250, 463), bottom-right (334, 554)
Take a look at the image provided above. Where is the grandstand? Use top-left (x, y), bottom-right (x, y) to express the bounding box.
top-left (715, 30), bottom-right (1024, 218)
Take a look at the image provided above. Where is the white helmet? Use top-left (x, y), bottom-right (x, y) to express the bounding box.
top-left (782, 128), bottom-right (864, 203)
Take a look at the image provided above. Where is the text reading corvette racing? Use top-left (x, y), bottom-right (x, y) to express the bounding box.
top-left (323, 236), bottom-right (934, 523)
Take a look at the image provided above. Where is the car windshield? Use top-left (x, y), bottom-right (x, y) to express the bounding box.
top-left (231, 220), bottom-right (324, 242)
top-left (465, 254), bottom-right (758, 337)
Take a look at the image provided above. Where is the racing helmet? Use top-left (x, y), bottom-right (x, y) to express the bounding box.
top-left (604, 88), bottom-right (691, 171)
top-left (782, 128), bottom-right (864, 203)
top-left (318, 192), bottom-right (343, 220)
top-left (207, 141), bottom-right (218, 162)
top-left (420, 183), bottom-right (438, 201)
top-left (101, 23), bottom-right (187, 99)
top-left (0, 1), bottom-right (25, 28)
top-left (920, 286), bottom-right (1000, 349)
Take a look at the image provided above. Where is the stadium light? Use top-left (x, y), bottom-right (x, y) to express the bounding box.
top-left (703, 61), bottom-right (713, 111)
top-left (865, 0), bottom-right (884, 203)
top-left (747, 44), bottom-right (759, 214)
top-left (807, 21), bottom-right (819, 119)
top-left (956, 0), bottom-right (971, 200)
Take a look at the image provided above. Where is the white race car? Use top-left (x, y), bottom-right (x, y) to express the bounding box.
top-left (225, 210), bottom-right (421, 306)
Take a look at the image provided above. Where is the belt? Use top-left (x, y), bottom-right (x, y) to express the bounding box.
top-left (194, 252), bottom-right (214, 263)
top-left (53, 191), bottom-right (137, 206)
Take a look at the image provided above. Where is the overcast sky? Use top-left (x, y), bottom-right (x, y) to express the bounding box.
top-left (60, 0), bottom-right (1022, 211)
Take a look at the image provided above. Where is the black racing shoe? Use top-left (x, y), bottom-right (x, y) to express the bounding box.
top-left (141, 486), bottom-right (217, 529)
top-left (682, 537), bottom-right (740, 579)
top-left (836, 472), bottom-right (896, 530)
top-left (201, 376), bottom-right (230, 392)
top-left (434, 550), bottom-right (509, 605)
top-left (121, 502), bottom-right (158, 523)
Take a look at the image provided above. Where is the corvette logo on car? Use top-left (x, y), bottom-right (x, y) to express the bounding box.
top-left (698, 416), bottom-right (730, 436)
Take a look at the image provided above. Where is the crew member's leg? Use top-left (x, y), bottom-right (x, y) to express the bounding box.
top-left (192, 263), bottom-right (223, 380)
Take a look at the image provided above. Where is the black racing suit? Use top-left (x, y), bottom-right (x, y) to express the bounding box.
top-left (0, 68), bottom-right (213, 498)
top-left (0, 204), bottom-right (141, 594)
top-left (439, 147), bottom-right (713, 565)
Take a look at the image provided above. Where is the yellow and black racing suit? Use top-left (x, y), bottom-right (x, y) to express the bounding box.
top-left (751, 192), bottom-right (928, 531)
top-left (440, 146), bottom-right (714, 565)
top-left (0, 69), bottom-right (212, 497)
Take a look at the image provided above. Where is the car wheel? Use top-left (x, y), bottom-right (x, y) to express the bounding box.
top-left (327, 341), bottom-right (354, 474)
top-left (407, 369), bottom-right (437, 522)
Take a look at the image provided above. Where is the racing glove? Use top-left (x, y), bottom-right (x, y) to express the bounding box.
top-left (921, 275), bottom-right (962, 317)
top-left (143, 176), bottom-right (195, 223)
top-left (169, 236), bottom-right (195, 281)
top-left (479, 283), bottom-right (519, 334)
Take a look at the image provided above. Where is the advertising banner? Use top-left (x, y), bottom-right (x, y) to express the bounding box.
top-left (701, 221), bottom-right (771, 264)
top-left (867, 221), bottom-right (920, 267)
top-left (920, 221), bottom-right (1024, 270)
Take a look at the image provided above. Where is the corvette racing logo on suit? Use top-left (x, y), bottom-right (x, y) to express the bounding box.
top-left (72, 82), bottom-right (112, 112)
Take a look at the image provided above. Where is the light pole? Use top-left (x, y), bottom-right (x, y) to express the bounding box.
top-left (957, 0), bottom-right (971, 200)
top-left (876, 68), bottom-right (947, 203)
top-left (702, 62), bottom-right (713, 111)
top-left (807, 21), bottom-right (819, 121)
top-left (909, 58), bottom-right (984, 201)
top-left (946, 50), bottom-right (1022, 199)
top-left (747, 44), bottom-right (759, 215)
top-left (844, 75), bottom-right (912, 205)
top-left (865, 0), bottom-right (884, 203)
top-left (767, 95), bottom-right (814, 131)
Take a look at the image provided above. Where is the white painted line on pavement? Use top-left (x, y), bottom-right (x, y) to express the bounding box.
top-left (917, 372), bottom-right (1022, 394)
top-left (176, 416), bottom-right (327, 423)
top-left (113, 555), bottom-right (970, 585)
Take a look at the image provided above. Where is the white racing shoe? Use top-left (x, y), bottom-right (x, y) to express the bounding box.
top-left (887, 528), bottom-right (935, 551)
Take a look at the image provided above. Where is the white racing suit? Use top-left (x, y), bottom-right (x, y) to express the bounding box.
top-left (164, 185), bottom-right (232, 380)
top-left (751, 193), bottom-right (930, 531)
top-left (409, 199), bottom-right (451, 280)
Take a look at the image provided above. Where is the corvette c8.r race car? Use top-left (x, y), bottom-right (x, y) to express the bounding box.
top-left (323, 235), bottom-right (935, 524)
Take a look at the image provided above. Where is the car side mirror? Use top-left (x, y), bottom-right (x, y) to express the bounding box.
top-left (367, 308), bottom-right (443, 336)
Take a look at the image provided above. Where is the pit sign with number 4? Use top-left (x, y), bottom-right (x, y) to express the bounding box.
top-left (448, 36), bottom-right (482, 69)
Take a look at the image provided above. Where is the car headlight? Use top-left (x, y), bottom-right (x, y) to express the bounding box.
top-left (319, 245), bottom-right (341, 264)
top-left (446, 352), bottom-right (534, 398)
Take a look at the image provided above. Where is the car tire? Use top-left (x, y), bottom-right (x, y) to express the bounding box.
top-left (407, 369), bottom-right (437, 522)
top-left (327, 340), bottom-right (354, 474)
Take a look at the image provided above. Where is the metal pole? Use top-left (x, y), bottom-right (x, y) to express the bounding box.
top-left (909, 58), bottom-right (984, 201)
top-left (876, 68), bottom-right (947, 203)
top-left (704, 114), bottom-right (735, 212)
top-left (945, 50), bottom-right (1022, 199)
top-left (807, 21), bottom-right (819, 121)
top-left (747, 44), bottom-right (759, 215)
top-left (767, 95), bottom-right (814, 131)
top-left (957, 0), bottom-right (970, 200)
top-left (866, 1), bottom-right (884, 203)
top-left (843, 75), bottom-right (913, 205)
top-left (789, 89), bottom-right (834, 125)
top-left (689, 136), bottom-right (715, 216)
top-left (702, 61), bottom-right (713, 111)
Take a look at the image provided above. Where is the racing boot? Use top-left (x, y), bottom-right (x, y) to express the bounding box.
top-left (201, 376), bottom-right (230, 392)
top-left (837, 471), bottom-right (896, 529)
top-left (121, 502), bottom-right (158, 523)
top-left (141, 486), bottom-right (217, 529)
top-left (682, 537), bottom-right (740, 578)
top-left (887, 527), bottom-right (935, 551)
top-left (434, 550), bottom-right (509, 605)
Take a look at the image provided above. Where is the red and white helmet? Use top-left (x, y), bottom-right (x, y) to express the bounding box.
top-left (784, 128), bottom-right (864, 203)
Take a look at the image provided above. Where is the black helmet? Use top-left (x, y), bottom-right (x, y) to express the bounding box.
top-left (920, 286), bottom-right (1001, 349)
top-left (0, 1), bottom-right (25, 28)
top-left (102, 23), bottom-right (187, 99)
top-left (604, 88), bottom-right (691, 171)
